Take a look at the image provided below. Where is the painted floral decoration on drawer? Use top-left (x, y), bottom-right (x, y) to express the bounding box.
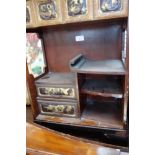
top-left (42, 105), bottom-right (75, 115)
top-left (39, 87), bottom-right (75, 98)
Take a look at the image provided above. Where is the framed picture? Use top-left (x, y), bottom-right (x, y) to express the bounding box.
top-left (26, 1), bottom-right (36, 28)
top-left (26, 33), bottom-right (46, 78)
top-left (34, 0), bottom-right (62, 27)
top-left (62, 0), bottom-right (93, 23)
top-left (94, 0), bottom-right (128, 20)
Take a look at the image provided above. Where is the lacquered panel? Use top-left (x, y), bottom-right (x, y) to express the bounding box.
top-left (38, 87), bottom-right (75, 98)
top-left (26, 33), bottom-right (46, 78)
top-left (41, 104), bottom-right (75, 116)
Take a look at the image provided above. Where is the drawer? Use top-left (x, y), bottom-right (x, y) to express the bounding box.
top-left (36, 86), bottom-right (77, 99)
top-left (37, 99), bottom-right (78, 117)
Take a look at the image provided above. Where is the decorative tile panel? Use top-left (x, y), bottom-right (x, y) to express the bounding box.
top-left (62, 0), bottom-right (93, 23)
top-left (99, 0), bottom-right (121, 12)
top-left (34, 0), bottom-right (62, 26)
top-left (94, 0), bottom-right (128, 20)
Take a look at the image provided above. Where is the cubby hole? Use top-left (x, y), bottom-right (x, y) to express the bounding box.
top-left (78, 73), bottom-right (125, 129)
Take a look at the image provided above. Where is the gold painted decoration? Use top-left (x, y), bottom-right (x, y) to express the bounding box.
top-left (41, 104), bottom-right (75, 116)
top-left (100, 0), bottom-right (121, 12)
top-left (62, 0), bottom-right (93, 23)
top-left (26, 1), bottom-right (36, 28)
top-left (34, 0), bottom-right (62, 26)
top-left (38, 0), bottom-right (57, 20)
top-left (38, 87), bottom-right (75, 98)
top-left (94, 0), bottom-right (128, 20)
top-left (67, 0), bottom-right (87, 16)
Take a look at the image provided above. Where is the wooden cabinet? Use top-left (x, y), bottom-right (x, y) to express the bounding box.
top-left (26, 0), bottom-right (129, 135)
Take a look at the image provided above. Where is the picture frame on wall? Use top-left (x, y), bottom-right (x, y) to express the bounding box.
top-left (34, 0), bottom-right (62, 27)
top-left (26, 0), bottom-right (36, 28)
top-left (62, 0), bottom-right (93, 23)
top-left (93, 0), bottom-right (128, 20)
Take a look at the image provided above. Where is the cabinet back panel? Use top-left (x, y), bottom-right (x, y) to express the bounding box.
top-left (42, 22), bottom-right (122, 72)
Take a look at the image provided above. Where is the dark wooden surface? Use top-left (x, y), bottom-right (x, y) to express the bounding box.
top-left (70, 58), bottom-right (126, 75)
top-left (26, 106), bottom-right (33, 123)
top-left (81, 77), bottom-right (123, 98)
top-left (81, 101), bottom-right (123, 128)
top-left (35, 72), bottom-right (76, 85)
top-left (42, 21), bottom-right (123, 72)
top-left (36, 111), bottom-right (123, 130)
top-left (27, 106), bottom-right (129, 152)
top-left (26, 64), bottom-right (39, 118)
top-left (26, 122), bottom-right (121, 155)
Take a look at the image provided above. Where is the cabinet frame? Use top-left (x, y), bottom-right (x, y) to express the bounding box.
top-left (26, 0), bottom-right (36, 28)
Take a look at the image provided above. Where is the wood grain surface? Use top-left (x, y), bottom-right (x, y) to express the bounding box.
top-left (26, 122), bottom-right (120, 155)
top-left (42, 21), bottom-right (123, 72)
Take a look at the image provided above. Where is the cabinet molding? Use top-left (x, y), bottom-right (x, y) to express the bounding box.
top-left (26, 0), bottom-right (36, 28)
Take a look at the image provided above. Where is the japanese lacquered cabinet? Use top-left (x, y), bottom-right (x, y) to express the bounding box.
top-left (26, 0), bottom-right (129, 137)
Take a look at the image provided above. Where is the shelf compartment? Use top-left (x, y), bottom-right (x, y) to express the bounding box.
top-left (81, 100), bottom-right (123, 129)
top-left (70, 54), bottom-right (126, 75)
top-left (81, 78), bottom-right (123, 98)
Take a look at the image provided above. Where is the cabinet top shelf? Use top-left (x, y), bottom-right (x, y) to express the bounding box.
top-left (70, 54), bottom-right (126, 75)
top-left (35, 72), bottom-right (76, 85)
top-left (81, 78), bottom-right (123, 98)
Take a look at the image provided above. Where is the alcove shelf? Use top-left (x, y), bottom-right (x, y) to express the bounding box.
top-left (70, 54), bottom-right (126, 75)
top-left (81, 78), bottom-right (123, 99)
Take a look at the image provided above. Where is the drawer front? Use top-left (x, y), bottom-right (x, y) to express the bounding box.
top-left (38, 100), bottom-right (78, 117)
top-left (37, 86), bottom-right (76, 99)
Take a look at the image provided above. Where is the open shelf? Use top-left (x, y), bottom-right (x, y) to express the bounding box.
top-left (81, 78), bottom-right (123, 98)
top-left (81, 100), bottom-right (123, 129)
top-left (70, 54), bottom-right (126, 75)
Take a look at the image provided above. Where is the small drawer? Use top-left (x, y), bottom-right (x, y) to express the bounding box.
top-left (36, 86), bottom-right (77, 99)
top-left (37, 99), bottom-right (78, 117)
